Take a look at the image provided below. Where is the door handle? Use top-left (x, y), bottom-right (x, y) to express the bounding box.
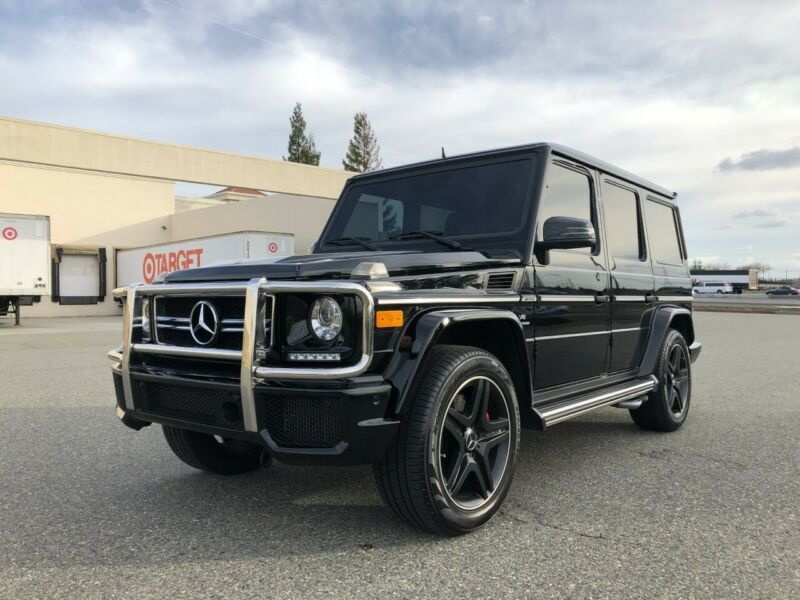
top-left (594, 294), bottom-right (610, 304)
top-left (644, 294), bottom-right (658, 304)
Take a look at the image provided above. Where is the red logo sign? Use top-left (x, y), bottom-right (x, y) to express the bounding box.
top-left (268, 242), bottom-right (279, 253)
top-left (2, 227), bottom-right (18, 241)
top-left (142, 248), bottom-right (204, 283)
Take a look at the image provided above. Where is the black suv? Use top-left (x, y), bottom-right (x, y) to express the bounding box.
top-left (109, 143), bottom-right (701, 535)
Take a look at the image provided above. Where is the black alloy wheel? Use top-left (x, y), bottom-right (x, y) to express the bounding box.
top-left (438, 376), bottom-right (512, 509)
top-left (374, 345), bottom-right (520, 535)
top-left (630, 329), bottom-right (692, 432)
top-left (664, 344), bottom-right (690, 419)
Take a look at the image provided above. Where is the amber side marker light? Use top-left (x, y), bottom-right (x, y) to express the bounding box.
top-left (376, 310), bottom-right (404, 328)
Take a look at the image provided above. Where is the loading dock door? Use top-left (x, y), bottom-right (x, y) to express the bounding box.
top-left (52, 247), bottom-right (107, 305)
top-left (59, 254), bottom-right (99, 298)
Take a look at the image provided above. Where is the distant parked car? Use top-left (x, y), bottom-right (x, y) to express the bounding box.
top-left (766, 286), bottom-right (799, 296)
top-left (693, 281), bottom-right (733, 294)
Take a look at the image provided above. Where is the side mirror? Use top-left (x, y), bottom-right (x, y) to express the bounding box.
top-left (536, 216), bottom-right (596, 252)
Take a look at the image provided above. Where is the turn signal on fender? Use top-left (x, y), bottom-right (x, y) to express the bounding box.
top-left (376, 310), bottom-right (404, 329)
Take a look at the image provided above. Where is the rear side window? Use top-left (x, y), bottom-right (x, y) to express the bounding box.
top-left (644, 199), bottom-right (683, 265)
top-left (538, 162), bottom-right (594, 253)
top-left (602, 181), bottom-right (642, 260)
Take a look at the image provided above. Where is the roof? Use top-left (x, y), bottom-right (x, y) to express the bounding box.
top-left (351, 143), bottom-right (676, 200)
top-left (208, 186), bottom-right (267, 197)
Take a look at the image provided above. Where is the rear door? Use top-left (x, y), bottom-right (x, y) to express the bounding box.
top-left (600, 178), bottom-right (654, 372)
top-left (532, 159), bottom-right (610, 389)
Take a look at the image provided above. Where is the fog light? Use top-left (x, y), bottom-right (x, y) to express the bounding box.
top-left (288, 352), bottom-right (341, 362)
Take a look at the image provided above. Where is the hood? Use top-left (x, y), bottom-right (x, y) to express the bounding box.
top-left (161, 250), bottom-right (521, 283)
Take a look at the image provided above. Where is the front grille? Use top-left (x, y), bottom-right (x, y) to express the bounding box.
top-left (134, 379), bottom-right (244, 430)
top-left (153, 295), bottom-right (257, 351)
top-left (261, 394), bottom-right (342, 448)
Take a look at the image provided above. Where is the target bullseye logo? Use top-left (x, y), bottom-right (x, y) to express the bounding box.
top-left (268, 242), bottom-right (278, 253)
top-left (2, 227), bottom-right (18, 241)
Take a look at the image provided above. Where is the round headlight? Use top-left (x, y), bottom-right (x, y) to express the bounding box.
top-left (310, 296), bottom-right (343, 341)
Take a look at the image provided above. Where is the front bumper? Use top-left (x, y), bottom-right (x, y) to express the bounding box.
top-left (109, 277), bottom-right (400, 466)
top-left (111, 366), bottom-right (399, 465)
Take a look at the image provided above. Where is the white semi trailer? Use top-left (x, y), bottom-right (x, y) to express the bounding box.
top-left (0, 213), bottom-right (51, 325)
top-left (115, 231), bottom-right (295, 288)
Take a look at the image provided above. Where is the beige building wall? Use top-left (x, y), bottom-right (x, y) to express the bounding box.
top-left (0, 161), bottom-right (174, 317)
top-left (0, 117), bottom-right (351, 320)
top-left (169, 193), bottom-right (337, 255)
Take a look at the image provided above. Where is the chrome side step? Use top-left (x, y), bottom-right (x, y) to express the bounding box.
top-left (538, 376), bottom-right (657, 427)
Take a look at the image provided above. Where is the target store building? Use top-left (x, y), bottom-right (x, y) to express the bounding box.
top-left (0, 116), bottom-right (351, 317)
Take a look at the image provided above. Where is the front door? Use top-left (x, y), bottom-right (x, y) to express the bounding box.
top-left (531, 159), bottom-right (610, 390)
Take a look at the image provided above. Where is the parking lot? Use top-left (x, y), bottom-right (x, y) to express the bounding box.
top-left (1, 312), bottom-right (798, 598)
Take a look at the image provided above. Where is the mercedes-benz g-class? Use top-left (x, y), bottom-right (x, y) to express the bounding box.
top-left (109, 143), bottom-right (701, 535)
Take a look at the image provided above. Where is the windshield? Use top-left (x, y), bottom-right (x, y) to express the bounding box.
top-left (318, 158), bottom-right (534, 255)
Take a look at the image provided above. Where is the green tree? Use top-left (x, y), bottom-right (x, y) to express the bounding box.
top-left (342, 112), bottom-right (382, 173)
top-left (284, 103), bottom-right (320, 166)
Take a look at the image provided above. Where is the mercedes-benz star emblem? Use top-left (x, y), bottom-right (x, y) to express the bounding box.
top-left (189, 301), bottom-right (219, 346)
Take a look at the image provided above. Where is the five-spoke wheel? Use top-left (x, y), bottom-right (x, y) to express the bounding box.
top-left (439, 376), bottom-right (512, 509)
top-left (374, 345), bottom-right (520, 535)
top-left (630, 329), bottom-right (692, 431)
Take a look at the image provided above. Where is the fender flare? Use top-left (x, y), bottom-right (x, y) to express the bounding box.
top-left (382, 308), bottom-right (542, 428)
top-left (637, 306), bottom-right (694, 378)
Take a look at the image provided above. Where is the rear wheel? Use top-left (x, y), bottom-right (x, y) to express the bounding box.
top-left (630, 329), bottom-right (691, 432)
top-left (374, 345), bottom-right (520, 535)
top-left (162, 426), bottom-right (264, 475)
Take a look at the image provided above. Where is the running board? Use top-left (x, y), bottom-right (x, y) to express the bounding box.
top-left (538, 376), bottom-right (658, 427)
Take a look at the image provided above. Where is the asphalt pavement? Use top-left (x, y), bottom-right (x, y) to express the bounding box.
top-left (1, 314), bottom-right (798, 598)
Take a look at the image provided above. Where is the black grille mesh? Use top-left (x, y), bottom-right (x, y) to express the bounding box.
top-left (134, 379), bottom-right (244, 430)
top-left (262, 394), bottom-right (342, 448)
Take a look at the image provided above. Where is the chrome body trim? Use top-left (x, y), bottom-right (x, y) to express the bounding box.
top-left (613, 295), bottom-right (646, 302)
top-left (120, 286), bottom-right (136, 410)
top-left (111, 279), bottom-right (375, 433)
top-left (659, 296), bottom-right (693, 302)
top-left (528, 326), bottom-right (642, 342)
top-left (537, 295), bottom-right (596, 303)
top-left (540, 376), bottom-right (657, 426)
top-left (253, 281), bottom-right (374, 381)
top-left (240, 278), bottom-right (263, 433)
top-left (131, 343), bottom-right (243, 361)
top-left (376, 293), bottom-right (519, 306)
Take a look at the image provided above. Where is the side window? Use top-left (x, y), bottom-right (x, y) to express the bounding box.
top-left (644, 198), bottom-right (683, 265)
top-left (602, 181), bottom-right (643, 261)
top-left (538, 162), bottom-right (594, 254)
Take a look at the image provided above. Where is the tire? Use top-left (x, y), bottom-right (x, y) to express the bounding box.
top-left (162, 425), bottom-right (264, 475)
top-left (630, 329), bottom-right (691, 432)
top-left (374, 345), bottom-right (521, 535)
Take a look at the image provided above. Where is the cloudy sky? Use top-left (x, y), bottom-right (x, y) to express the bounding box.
top-left (2, 0), bottom-right (799, 275)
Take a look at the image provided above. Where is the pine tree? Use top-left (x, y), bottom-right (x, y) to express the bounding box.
top-left (342, 112), bottom-right (382, 173)
top-left (284, 103), bottom-right (321, 166)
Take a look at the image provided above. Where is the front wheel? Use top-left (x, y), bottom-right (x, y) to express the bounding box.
top-left (163, 426), bottom-right (264, 475)
top-left (374, 345), bottom-right (520, 535)
top-left (630, 329), bottom-right (691, 432)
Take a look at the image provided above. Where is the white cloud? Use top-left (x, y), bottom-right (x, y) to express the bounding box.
top-left (1, 0), bottom-right (799, 273)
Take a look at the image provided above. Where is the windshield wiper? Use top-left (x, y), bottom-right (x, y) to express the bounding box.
top-left (326, 236), bottom-right (380, 251)
top-left (389, 230), bottom-right (469, 251)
